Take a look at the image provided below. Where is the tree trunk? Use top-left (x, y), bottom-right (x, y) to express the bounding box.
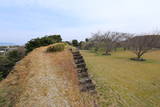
top-left (105, 50), bottom-right (111, 55)
top-left (105, 50), bottom-right (109, 54)
top-left (137, 55), bottom-right (141, 59)
top-left (137, 52), bottom-right (143, 60)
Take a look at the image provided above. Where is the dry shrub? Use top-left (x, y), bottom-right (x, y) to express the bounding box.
top-left (47, 43), bottom-right (65, 52)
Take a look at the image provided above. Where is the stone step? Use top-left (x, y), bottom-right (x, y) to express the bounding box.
top-left (89, 90), bottom-right (97, 95)
top-left (73, 54), bottom-right (81, 58)
top-left (72, 51), bottom-right (80, 55)
top-left (76, 63), bottom-right (86, 68)
top-left (75, 59), bottom-right (85, 64)
top-left (71, 50), bottom-right (97, 94)
top-left (73, 55), bottom-right (83, 59)
top-left (73, 53), bottom-right (81, 56)
top-left (80, 86), bottom-right (88, 92)
top-left (79, 77), bottom-right (92, 84)
top-left (85, 83), bottom-right (96, 90)
top-left (78, 72), bottom-right (89, 78)
top-left (80, 83), bottom-right (96, 92)
top-left (77, 68), bottom-right (88, 73)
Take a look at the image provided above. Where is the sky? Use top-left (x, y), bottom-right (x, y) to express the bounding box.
top-left (0, 0), bottom-right (160, 45)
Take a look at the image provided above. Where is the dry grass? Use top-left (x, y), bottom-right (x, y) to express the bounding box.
top-left (0, 46), bottom-right (95, 107)
top-left (47, 43), bottom-right (65, 52)
top-left (81, 50), bottom-right (160, 107)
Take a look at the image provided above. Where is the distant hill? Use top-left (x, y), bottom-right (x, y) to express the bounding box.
top-left (0, 42), bottom-right (16, 46)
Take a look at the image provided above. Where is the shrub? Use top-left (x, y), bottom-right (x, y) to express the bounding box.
top-left (0, 57), bottom-right (14, 79)
top-left (7, 50), bottom-right (21, 62)
top-left (47, 43), bottom-right (65, 52)
top-left (62, 42), bottom-right (69, 46)
top-left (72, 39), bottom-right (79, 47)
top-left (25, 35), bottom-right (62, 53)
top-left (0, 49), bottom-right (25, 80)
top-left (64, 41), bottom-right (72, 45)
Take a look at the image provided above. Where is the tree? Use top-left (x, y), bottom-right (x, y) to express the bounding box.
top-left (47, 35), bottom-right (62, 43)
top-left (72, 39), bottom-right (79, 47)
top-left (0, 57), bottom-right (14, 79)
top-left (120, 33), bottom-right (134, 51)
top-left (80, 41), bottom-right (94, 50)
top-left (128, 35), bottom-right (160, 61)
top-left (7, 49), bottom-right (24, 62)
top-left (64, 41), bottom-right (72, 45)
top-left (79, 41), bottom-right (85, 49)
top-left (85, 38), bottom-right (89, 42)
top-left (90, 31), bottom-right (124, 55)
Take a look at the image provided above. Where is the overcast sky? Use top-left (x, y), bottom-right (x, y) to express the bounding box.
top-left (0, 0), bottom-right (160, 45)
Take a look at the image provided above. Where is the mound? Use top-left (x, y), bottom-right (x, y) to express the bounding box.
top-left (0, 46), bottom-right (94, 107)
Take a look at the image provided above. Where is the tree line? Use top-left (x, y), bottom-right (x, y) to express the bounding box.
top-left (71, 31), bottom-right (160, 61)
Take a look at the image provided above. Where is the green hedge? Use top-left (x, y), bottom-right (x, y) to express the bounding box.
top-left (47, 43), bottom-right (65, 52)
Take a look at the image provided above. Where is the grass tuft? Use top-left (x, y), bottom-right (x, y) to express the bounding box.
top-left (47, 43), bottom-right (65, 52)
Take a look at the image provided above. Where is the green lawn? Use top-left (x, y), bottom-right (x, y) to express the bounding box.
top-left (81, 50), bottom-right (160, 107)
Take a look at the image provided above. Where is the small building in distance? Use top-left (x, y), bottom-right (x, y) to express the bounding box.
top-left (0, 46), bottom-right (18, 55)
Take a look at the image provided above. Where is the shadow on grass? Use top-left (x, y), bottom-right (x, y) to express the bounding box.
top-left (129, 58), bottom-right (160, 64)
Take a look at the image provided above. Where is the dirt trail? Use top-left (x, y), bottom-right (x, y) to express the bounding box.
top-left (1, 46), bottom-right (93, 107)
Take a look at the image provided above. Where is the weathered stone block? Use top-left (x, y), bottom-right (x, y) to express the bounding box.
top-left (75, 59), bottom-right (84, 64)
top-left (76, 63), bottom-right (86, 68)
top-left (73, 55), bottom-right (83, 60)
top-left (72, 51), bottom-right (80, 55)
top-left (77, 68), bottom-right (88, 73)
top-left (86, 83), bottom-right (96, 90)
top-left (78, 72), bottom-right (89, 78)
top-left (79, 77), bottom-right (92, 84)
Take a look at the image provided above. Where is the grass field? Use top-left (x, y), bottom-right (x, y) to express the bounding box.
top-left (81, 50), bottom-right (160, 107)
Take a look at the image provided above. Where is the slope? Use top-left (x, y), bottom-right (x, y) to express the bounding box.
top-left (0, 46), bottom-right (94, 107)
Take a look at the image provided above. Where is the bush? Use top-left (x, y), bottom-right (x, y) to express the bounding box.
top-left (47, 43), bottom-right (65, 52)
top-left (0, 57), bottom-right (14, 80)
top-left (0, 49), bottom-right (25, 80)
top-left (72, 39), bottom-right (79, 47)
top-left (65, 41), bottom-right (72, 45)
top-left (25, 35), bottom-right (62, 53)
top-left (7, 50), bottom-right (21, 62)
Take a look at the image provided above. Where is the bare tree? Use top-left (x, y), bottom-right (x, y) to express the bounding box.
top-left (91, 31), bottom-right (125, 55)
top-left (128, 34), bottom-right (160, 61)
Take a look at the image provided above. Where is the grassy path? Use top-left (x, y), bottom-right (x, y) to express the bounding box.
top-left (15, 47), bottom-right (73, 107)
